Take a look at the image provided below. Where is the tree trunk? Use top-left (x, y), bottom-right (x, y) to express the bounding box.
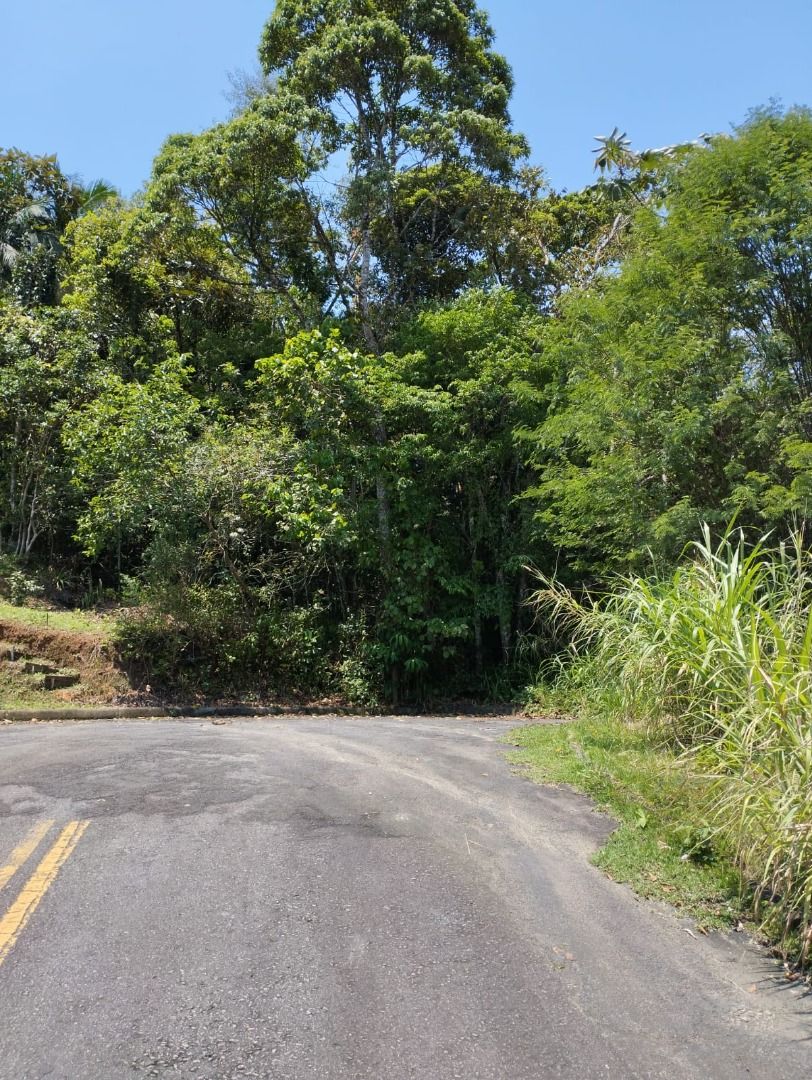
top-left (496, 566), bottom-right (511, 665)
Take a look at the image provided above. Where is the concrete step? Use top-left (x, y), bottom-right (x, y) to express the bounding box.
top-left (39, 672), bottom-right (80, 690)
top-left (23, 659), bottom-right (58, 675)
top-left (0, 642), bottom-right (29, 662)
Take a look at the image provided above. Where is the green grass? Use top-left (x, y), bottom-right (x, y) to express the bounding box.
top-left (509, 717), bottom-right (746, 929)
top-left (0, 600), bottom-right (111, 637)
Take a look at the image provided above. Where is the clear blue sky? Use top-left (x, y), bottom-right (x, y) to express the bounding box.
top-left (3, 1), bottom-right (811, 195)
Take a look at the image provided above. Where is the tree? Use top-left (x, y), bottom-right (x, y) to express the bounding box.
top-left (524, 109), bottom-right (812, 575)
top-left (62, 196), bottom-right (281, 396)
top-left (150, 1), bottom-right (529, 350)
top-left (149, 100), bottom-right (326, 328)
top-left (74, 179), bottom-right (118, 218)
top-left (0, 307), bottom-right (107, 556)
top-left (260, 0), bottom-right (528, 347)
top-left (665, 107), bottom-right (812, 413)
top-left (62, 358), bottom-right (200, 559)
top-left (0, 149), bottom-right (116, 307)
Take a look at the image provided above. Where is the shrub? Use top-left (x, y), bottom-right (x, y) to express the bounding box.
top-left (0, 556), bottom-right (45, 605)
top-left (113, 589), bottom-right (333, 698)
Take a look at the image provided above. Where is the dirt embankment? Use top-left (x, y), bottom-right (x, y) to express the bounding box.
top-left (0, 619), bottom-right (128, 705)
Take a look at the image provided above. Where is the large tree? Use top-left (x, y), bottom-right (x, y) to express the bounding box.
top-left (151, 0), bottom-right (528, 349)
top-left (525, 109), bottom-right (812, 575)
top-left (260, 0), bottom-right (527, 346)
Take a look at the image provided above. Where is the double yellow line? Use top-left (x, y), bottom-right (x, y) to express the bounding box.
top-left (0, 819), bottom-right (90, 967)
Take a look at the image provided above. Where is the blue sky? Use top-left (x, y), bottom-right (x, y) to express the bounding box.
top-left (3, 1), bottom-right (811, 195)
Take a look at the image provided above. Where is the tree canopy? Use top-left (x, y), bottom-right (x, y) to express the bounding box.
top-left (2, 4), bottom-right (812, 705)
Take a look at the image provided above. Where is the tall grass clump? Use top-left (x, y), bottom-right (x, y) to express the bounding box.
top-left (531, 526), bottom-right (812, 966)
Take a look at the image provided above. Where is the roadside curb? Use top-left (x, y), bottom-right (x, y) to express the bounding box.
top-left (0, 704), bottom-right (526, 723)
top-left (0, 704), bottom-right (367, 723)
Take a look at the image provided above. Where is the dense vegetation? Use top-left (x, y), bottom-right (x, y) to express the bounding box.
top-left (3, 0), bottom-right (812, 964)
top-left (4, 2), bottom-right (810, 705)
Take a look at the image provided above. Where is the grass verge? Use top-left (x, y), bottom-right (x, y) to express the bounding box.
top-left (508, 715), bottom-right (747, 931)
top-left (0, 600), bottom-right (111, 637)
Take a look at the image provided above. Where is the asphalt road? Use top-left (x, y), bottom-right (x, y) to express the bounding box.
top-left (0, 716), bottom-right (809, 1079)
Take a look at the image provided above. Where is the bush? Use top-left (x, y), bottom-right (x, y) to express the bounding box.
top-left (113, 588), bottom-right (333, 698)
top-left (336, 614), bottom-right (383, 708)
top-left (0, 556), bottom-right (45, 605)
top-left (113, 608), bottom-right (193, 688)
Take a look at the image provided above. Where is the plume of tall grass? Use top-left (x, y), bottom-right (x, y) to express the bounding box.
top-left (531, 526), bottom-right (812, 965)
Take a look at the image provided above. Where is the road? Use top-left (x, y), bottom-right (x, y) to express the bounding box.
top-left (0, 715), bottom-right (809, 1079)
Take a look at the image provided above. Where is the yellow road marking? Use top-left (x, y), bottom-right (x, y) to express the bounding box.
top-left (0, 820), bottom-right (90, 967)
top-left (0, 820), bottom-right (54, 891)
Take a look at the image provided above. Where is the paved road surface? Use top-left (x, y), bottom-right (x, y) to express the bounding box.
top-left (0, 716), bottom-right (809, 1079)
